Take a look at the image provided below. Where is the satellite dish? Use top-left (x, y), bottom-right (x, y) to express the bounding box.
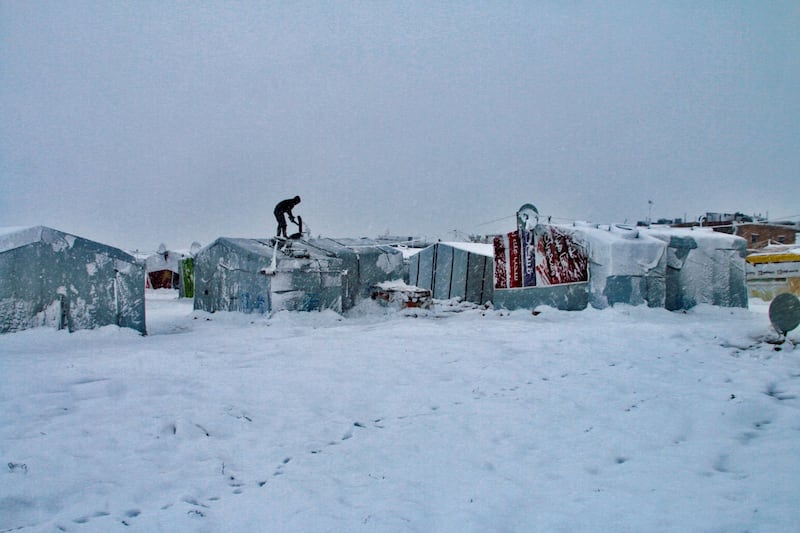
top-left (517, 204), bottom-right (539, 230)
top-left (769, 293), bottom-right (800, 335)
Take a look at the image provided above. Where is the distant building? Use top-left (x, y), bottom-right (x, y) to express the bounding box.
top-left (643, 212), bottom-right (797, 251)
top-left (723, 223), bottom-right (796, 250)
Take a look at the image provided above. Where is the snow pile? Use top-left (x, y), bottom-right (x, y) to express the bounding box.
top-left (1, 293), bottom-right (799, 531)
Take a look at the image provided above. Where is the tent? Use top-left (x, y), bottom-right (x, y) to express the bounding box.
top-left (194, 237), bottom-right (404, 314)
top-left (572, 224), bottom-right (667, 309)
top-left (407, 242), bottom-right (495, 305)
top-left (145, 244), bottom-right (191, 290)
top-left (0, 226), bottom-right (146, 334)
top-left (492, 215), bottom-right (746, 312)
top-left (643, 227), bottom-right (748, 310)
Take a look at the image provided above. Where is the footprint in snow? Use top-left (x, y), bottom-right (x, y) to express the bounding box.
top-left (69, 510), bottom-right (117, 527)
top-left (273, 456), bottom-right (292, 476)
top-left (121, 509), bottom-right (141, 526)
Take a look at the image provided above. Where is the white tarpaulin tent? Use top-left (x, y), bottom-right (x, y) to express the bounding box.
top-left (572, 223), bottom-right (667, 309)
top-left (643, 227), bottom-right (748, 310)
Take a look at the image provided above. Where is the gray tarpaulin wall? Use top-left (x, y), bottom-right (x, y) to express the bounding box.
top-left (0, 226), bottom-right (146, 334)
top-left (408, 242), bottom-right (494, 304)
top-left (194, 237), bottom-right (404, 314)
top-left (305, 238), bottom-right (405, 310)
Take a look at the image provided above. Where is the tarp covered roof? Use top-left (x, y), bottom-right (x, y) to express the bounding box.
top-left (0, 226), bottom-right (136, 262)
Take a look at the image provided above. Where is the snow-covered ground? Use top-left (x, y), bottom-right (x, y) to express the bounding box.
top-left (2, 292), bottom-right (799, 532)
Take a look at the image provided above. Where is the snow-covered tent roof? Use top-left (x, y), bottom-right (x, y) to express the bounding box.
top-left (145, 244), bottom-right (191, 274)
top-left (143, 244), bottom-right (195, 290)
top-left (0, 226), bottom-right (133, 264)
top-left (443, 241), bottom-right (494, 256)
top-left (0, 226), bottom-right (59, 252)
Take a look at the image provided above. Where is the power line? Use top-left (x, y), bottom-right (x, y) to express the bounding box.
top-left (473, 214), bottom-right (516, 228)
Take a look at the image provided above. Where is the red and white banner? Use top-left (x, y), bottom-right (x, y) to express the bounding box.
top-left (508, 231), bottom-right (522, 288)
top-left (496, 225), bottom-right (588, 288)
top-left (493, 235), bottom-right (508, 289)
top-left (493, 231), bottom-right (523, 288)
top-left (534, 225), bottom-right (588, 285)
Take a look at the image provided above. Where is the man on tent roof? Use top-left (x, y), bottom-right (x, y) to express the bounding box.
top-left (274, 195), bottom-right (301, 238)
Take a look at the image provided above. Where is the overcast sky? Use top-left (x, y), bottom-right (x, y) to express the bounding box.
top-left (1, 1), bottom-right (798, 251)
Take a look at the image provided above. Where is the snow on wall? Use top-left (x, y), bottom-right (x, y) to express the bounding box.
top-left (0, 298), bottom-right (62, 332)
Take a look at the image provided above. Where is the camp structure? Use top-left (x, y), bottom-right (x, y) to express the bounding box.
top-left (193, 237), bottom-right (404, 314)
top-left (492, 222), bottom-right (591, 311)
top-left (178, 254), bottom-right (196, 298)
top-left (489, 203), bottom-right (749, 312)
top-left (572, 223), bottom-right (667, 309)
top-left (308, 237), bottom-right (406, 309)
top-left (144, 244), bottom-right (192, 290)
top-left (0, 226), bottom-right (146, 334)
top-left (407, 242), bottom-right (495, 305)
top-left (745, 245), bottom-right (800, 300)
top-left (642, 227), bottom-right (748, 310)
top-left (493, 223), bottom-right (668, 311)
